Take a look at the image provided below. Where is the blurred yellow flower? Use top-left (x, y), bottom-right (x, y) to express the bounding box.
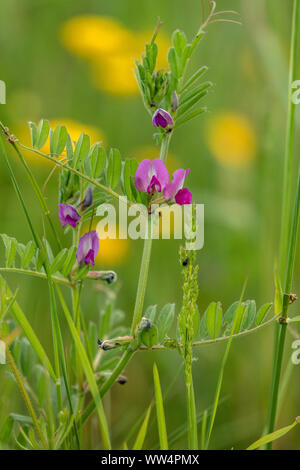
top-left (15, 119), bottom-right (104, 166)
top-left (60, 16), bottom-right (134, 59)
top-left (60, 16), bottom-right (170, 95)
top-left (95, 224), bottom-right (130, 266)
top-left (205, 112), bottom-right (257, 167)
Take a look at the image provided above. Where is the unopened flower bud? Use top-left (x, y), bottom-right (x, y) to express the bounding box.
top-left (152, 108), bottom-right (174, 129)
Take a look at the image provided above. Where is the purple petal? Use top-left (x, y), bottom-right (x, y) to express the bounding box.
top-left (175, 188), bottom-right (192, 205)
top-left (163, 169), bottom-right (190, 201)
top-left (58, 204), bottom-right (81, 228)
top-left (76, 231), bottom-right (99, 265)
top-left (152, 159), bottom-right (169, 190)
top-left (135, 159), bottom-right (152, 192)
top-left (84, 249), bottom-right (95, 266)
top-left (152, 109), bottom-right (174, 128)
top-left (135, 158), bottom-right (169, 194)
top-left (147, 175), bottom-right (161, 194)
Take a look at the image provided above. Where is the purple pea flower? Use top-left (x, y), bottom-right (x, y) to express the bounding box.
top-left (152, 108), bottom-right (174, 129)
top-left (135, 159), bottom-right (169, 195)
top-left (58, 204), bottom-right (81, 228)
top-left (163, 169), bottom-right (192, 205)
top-left (76, 231), bottom-right (99, 266)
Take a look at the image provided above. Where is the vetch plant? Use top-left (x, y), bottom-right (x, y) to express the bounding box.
top-left (0, 0), bottom-right (299, 451)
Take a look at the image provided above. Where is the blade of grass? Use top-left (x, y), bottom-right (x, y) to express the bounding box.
top-left (247, 418), bottom-right (300, 450)
top-left (132, 403), bottom-right (152, 450)
top-left (153, 362), bottom-right (168, 450)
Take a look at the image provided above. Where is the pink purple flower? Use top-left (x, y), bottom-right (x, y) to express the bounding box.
top-left (76, 231), bottom-right (99, 266)
top-left (58, 204), bottom-right (81, 228)
top-left (135, 159), bottom-right (169, 194)
top-left (152, 109), bottom-right (174, 129)
top-left (163, 169), bottom-right (192, 205)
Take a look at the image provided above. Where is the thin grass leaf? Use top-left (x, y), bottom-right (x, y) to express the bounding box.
top-left (132, 403), bottom-right (152, 450)
top-left (247, 418), bottom-right (299, 450)
top-left (153, 362), bottom-right (168, 450)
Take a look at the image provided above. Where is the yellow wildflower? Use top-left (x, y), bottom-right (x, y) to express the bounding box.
top-left (60, 15), bottom-right (170, 95)
top-left (205, 112), bottom-right (257, 167)
top-left (60, 16), bottom-right (134, 59)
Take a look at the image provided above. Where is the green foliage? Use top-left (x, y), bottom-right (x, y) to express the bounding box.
top-left (135, 24), bottom-right (211, 131)
top-left (0, 234), bottom-right (78, 280)
top-left (199, 298), bottom-right (273, 340)
top-left (141, 303), bottom-right (175, 347)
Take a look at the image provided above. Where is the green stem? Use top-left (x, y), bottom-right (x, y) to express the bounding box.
top-left (278, 0), bottom-right (300, 280)
top-left (266, 169), bottom-right (300, 447)
top-left (266, 0), bottom-right (300, 448)
top-left (0, 267), bottom-right (72, 287)
top-left (185, 365), bottom-right (198, 450)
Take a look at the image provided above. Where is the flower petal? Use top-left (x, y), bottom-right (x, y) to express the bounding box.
top-left (134, 159), bottom-right (152, 192)
top-left (163, 169), bottom-right (190, 201)
top-left (152, 159), bottom-right (169, 190)
top-left (77, 230), bottom-right (99, 265)
top-left (175, 188), bottom-right (192, 205)
top-left (58, 204), bottom-right (81, 228)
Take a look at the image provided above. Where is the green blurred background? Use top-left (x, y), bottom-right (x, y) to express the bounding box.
top-left (0, 0), bottom-right (299, 449)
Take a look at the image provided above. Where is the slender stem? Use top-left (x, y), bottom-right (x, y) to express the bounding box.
top-left (130, 229), bottom-right (153, 336)
top-left (266, 0), bottom-right (300, 447)
top-left (266, 170), bottom-right (300, 446)
top-left (0, 267), bottom-right (72, 286)
top-left (278, 0), bottom-right (300, 280)
top-left (185, 365), bottom-right (198, 449)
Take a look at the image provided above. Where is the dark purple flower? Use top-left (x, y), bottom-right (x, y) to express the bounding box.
top-left (76, 231), bottom-right (99, 266)
top-left (152, 108), bottom-right (174, 129)
top-left (80, 187), bottom-right (93, 210)
top-left (163, 169), bottom-right (192, 205)
top-left (135, 159), bottom-right (169, 194)
top-left (175, 188), bottom-right (192, 205)
top-left (58, 204), bottom-right (81, 228)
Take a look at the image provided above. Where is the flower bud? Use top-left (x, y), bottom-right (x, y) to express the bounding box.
top-left (152, 108), bottom-right (174, 129)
